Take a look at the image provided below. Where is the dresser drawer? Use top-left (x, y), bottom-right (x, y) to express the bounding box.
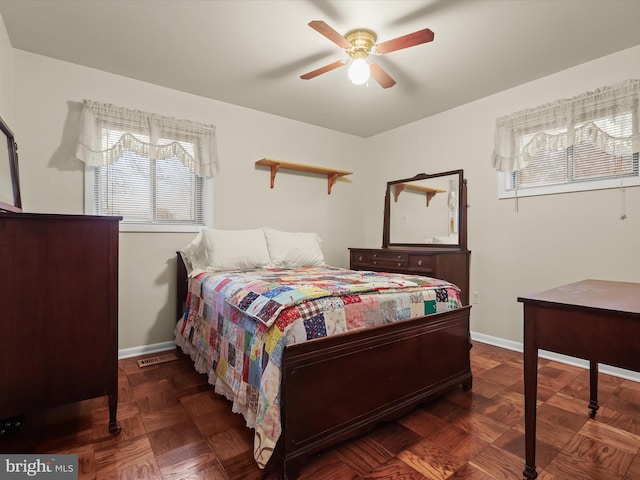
top-left (370, 258), bottom-right (408, 269)
top-left (350, 251), bottom-right (370, 267)
top-left (370, 251), bottom-right (408, 262)
top-left (350, 250), bottom-right (409, 269)
top-left (408, 255), bottom-right (434, 272)
top-left (370, 251), bottom-right (408, 269)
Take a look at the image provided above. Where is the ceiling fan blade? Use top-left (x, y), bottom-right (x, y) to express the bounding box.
top-left (300, 60), bottom-right (345, 80)
top-left (370, 63), bottom-right (396, 89)
top-left (308, 20), bottom-right (352, 49)
top-left (375, 28), bottom-right (434, 54)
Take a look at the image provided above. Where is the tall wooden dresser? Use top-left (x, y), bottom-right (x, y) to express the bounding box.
top-left (0, 213), bottom-right (121, 434)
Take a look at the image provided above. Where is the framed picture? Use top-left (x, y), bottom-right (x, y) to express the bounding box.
top-left (0, 115), bottom-right (22, 213)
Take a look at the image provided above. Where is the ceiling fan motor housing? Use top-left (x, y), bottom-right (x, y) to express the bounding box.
top-left (345, 29), bottom-right (377, 59)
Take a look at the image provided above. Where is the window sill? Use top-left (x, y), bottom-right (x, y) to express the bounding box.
top-left (498, 175), bottom-right (640, 199)
top-left (118, 223), bottom-right (205, 233)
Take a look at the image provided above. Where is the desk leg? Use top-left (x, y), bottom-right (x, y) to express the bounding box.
top-left (589, 361), bottom-right (599, 418)
top-left (523, 312), bottom-right (538, 480)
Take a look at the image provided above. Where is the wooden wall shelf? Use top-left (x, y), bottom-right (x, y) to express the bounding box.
top-left (255, 158), bottom-right (352, 194)
top-left (393, 183), bottom-right (446, 206)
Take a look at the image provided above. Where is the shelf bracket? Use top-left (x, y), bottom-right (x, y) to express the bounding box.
top-left (327, 173), bottom-right (340, 195)
top-left (268, 163), bottom-right (280, 189)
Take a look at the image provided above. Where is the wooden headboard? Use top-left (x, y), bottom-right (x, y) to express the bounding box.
top-left (176, 252), bottom-right (188, 322)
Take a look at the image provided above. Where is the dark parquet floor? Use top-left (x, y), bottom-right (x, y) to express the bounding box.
top-left (1, 341), bottom-right (639, 479)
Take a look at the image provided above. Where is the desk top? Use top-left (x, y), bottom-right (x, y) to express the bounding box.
top-left (518, 279), bottom-right (640, 315)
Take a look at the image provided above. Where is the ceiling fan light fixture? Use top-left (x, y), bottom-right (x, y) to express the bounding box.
top-left (348, 57), bottom-right (370, 85)
top-left (344, 28), bottom-right (375, 86)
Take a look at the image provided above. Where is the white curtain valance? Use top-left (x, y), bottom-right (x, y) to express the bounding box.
top-left (76, 100), bottom-right (219, 177)
top-left (492, 79), bottom-right (640, 172)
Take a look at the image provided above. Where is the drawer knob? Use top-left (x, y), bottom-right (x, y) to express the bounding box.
top-left (397, 262), bottom-right (402, 266)
top-left (358, 255), bottom-right (363, 262)
top-left (418, 260), bottom-right (423, 266)
top-left (397, 255), bottom-right (402, 259)
top-left (373, 261), bottom-right (377, 265)
top-left (372, 253), bottom-right (377, 258)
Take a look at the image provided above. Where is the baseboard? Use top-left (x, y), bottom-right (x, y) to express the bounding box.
top-left (118, 341), bottom-right (176, 360)
top-left (471, 331), bottom-right (640, 383)
top-left (121, 334), bottom-right (639, 383)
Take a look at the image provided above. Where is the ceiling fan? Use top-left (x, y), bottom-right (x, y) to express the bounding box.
top-left (300, 20), bottom-right (435, 89)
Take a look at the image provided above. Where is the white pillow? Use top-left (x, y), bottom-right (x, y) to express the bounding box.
top-left (264, 227), bottom-right (325, 268)
top-left (201, 228), bottom-right (272, 271)
top-left (432, 234), bottom-right (458, 244)
top-left (179, 231), bottom-right (205, 276)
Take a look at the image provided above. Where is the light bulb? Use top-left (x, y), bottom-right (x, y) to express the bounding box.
top-left (348, 58), bottom-right (370, 85)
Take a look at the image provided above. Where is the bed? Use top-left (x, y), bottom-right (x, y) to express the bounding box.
top-left (174, 227), bottom-right (472, 480)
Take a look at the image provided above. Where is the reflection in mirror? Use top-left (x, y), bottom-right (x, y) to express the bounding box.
top-left (384, 170), bottom-right (464, 248)
top-left (0, 137), bottom-right (11, 205)
top-left (0, 115), bottom-right (21, 213)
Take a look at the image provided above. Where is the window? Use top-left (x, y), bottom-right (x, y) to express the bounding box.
top-left (86, 128), bottom-right (210, 232)
top-left (493, 80), bottom-right (640, 199)
top-left (500, 115), bottom-right (639, 198)
top-left (77, 101), bottom-right (218, 232)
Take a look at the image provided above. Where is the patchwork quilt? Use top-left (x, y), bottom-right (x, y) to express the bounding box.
top-left (174, 265), bottom-right (461, 468)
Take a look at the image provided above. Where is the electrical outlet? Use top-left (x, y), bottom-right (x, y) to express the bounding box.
top-left (472, 291), bottom-right (480, 304)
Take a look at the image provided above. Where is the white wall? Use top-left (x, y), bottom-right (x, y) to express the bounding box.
top-left (10, 40), bottom-right (640, 354)
top-left (364, 45), bottom-right (640, 344)
top-left (12, 50), bottom-right (367, 350)
top-left (0, 12), bottom-right (13, 122)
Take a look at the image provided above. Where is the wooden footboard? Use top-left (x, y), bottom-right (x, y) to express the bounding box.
top-left (278, 305), bottom-right (472, 479)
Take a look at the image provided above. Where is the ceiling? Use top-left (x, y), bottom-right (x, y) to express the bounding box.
top-left (2, 0), bottom-right (640, 138)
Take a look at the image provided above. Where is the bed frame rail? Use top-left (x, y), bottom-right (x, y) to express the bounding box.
top-left (176, 251), bottom-right (188, 322)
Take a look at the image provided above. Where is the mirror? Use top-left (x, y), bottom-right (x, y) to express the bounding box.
top-left (0, 115), bottom-right (21, 213)
top-left (383, 169), bottom-right (466, 248)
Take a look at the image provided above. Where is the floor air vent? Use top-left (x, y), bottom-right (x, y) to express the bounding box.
top-left (137, 352), bottom-right (178, 368)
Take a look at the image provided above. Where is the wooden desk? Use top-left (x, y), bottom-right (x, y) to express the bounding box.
top-left (518, 279), bottom-right (640, 480)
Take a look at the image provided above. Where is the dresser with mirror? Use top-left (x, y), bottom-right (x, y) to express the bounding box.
top-left (349, 169), bottom-right (470, 304)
